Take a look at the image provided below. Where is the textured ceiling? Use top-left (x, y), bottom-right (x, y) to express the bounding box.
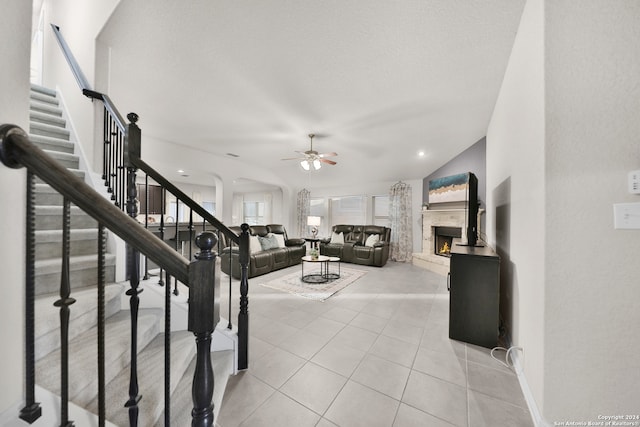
top-left (98, 0), bottom-right (525, 190)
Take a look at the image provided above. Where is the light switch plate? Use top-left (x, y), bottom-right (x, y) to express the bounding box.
top-left (629, 170), bottom-right (640, 194)
top-left (613, 202), bottom-right (640, 229)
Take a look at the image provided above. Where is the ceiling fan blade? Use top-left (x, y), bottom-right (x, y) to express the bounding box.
top-left (281, 156), bottom-right (305, 161)
top-left (319, 158), bottom-right (337, 165)
top-left (319, 152), bottom-right (338, 158)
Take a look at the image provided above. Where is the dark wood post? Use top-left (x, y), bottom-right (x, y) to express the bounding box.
top-left (189, 231), bottom-right (220, 427)
top-left (124, 113), bottom-right (142, 426)
top-left (238, 223), bottom-right (250, 370)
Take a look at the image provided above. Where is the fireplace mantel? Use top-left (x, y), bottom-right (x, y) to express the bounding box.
top-left (412, 207), bottom-right (484, 275)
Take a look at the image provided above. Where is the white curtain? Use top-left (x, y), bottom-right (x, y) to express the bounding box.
top-left (297, 188), bottom-right (310, 237)
top-left (231, 194), bottom-right (243, 225)
top-left (264, 192), bottom-right (273, 224)
top-left (389, 181), bottom-right (413, 262)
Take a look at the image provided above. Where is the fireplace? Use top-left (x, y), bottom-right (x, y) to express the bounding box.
top-left (412, 207), bottom-right (484, 276)
top-left (434, 226), bottom-right (462, 257)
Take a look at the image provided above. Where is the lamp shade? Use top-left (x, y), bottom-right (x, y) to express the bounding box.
top-left (307, 216), bottom-right (321, 226)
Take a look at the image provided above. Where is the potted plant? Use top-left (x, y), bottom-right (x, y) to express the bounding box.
top-left (310, 248), bottom-right (319, 260)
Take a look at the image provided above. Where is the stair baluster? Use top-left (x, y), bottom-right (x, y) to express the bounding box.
top-left (54, 197), bottom-right (76, 427)
top-left (20, 170), bottom-right (42, 423)
top-left (97, 224), bottom-right (107, 427)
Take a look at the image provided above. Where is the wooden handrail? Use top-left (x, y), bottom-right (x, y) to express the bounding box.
top-left (0, 124), bottom-right (190, 284)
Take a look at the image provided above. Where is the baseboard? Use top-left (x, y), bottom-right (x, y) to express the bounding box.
top-left (502, 334), bottom-right (550, 427)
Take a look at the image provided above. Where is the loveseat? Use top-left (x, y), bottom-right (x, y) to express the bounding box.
top-left (220, 224), bottom-right (306, 279)
top-left (319, 225), bottom-right (391, 267)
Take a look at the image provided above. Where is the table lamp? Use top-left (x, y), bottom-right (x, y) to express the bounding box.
top-left (307, 216), bottom-right (321, 238)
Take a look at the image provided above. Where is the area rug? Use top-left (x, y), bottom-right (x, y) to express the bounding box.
top-left (258, 266), bottom-right (367, 301)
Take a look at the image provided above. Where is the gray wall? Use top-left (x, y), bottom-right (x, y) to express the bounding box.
top-left (422, 137), bottom-right (486, 208)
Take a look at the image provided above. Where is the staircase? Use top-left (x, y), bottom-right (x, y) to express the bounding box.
top-left (28, 84), bottom-right (233, 426)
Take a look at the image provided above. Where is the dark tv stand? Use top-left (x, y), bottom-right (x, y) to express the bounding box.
top-left (455, 242), bottom-right (484, 248)
top-left (448, 239), bottom-right (499, 348)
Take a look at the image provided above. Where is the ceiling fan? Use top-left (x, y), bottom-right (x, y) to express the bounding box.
top-left (282, 134), bottom-right (338, 170)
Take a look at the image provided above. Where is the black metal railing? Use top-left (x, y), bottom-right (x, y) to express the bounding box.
top-left (50, 25), bottom-right (249, 366)
top-left (1, 122), bottom-right (249, 426)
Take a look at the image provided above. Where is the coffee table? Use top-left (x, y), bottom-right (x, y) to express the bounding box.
top-left (301, 255), bottom-right (330, 283)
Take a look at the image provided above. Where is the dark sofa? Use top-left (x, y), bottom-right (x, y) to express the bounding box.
top-left (319, 225), bottom-right (391, 267)
top-left (220, 224), bottom-right (305, 279)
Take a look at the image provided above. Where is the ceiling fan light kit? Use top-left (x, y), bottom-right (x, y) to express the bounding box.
top-left (283, 133), bottom-right (337, 171)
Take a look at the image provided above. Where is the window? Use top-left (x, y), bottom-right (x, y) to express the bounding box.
top-left (244, 201), bottom-right (265, 225)
top-left (373, 195), bottom-right (390, 227)
top-left (329, 196), bottom-right (366, 225)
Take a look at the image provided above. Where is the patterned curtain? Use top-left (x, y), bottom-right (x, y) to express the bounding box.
top-left (297, 188), bottom-right (310, 237)
top-left (389, 181), bottom-right (413, 262)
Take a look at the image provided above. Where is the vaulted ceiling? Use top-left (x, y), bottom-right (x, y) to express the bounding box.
top-left (97, 0), bottom-right (526, 190)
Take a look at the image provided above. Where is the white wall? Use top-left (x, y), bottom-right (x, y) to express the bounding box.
top-left (488, 0), bottom-right (640, 422)
top-left (41, 0), bottom-right (121, 170)
top-left (0, 0), bottom-right (31, 413)
top-left (486, 0), bottom-right (546, 419)
top-left (543, 0), bottom-right (640, 421)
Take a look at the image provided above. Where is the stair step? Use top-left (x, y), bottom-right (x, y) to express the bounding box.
top-left (30, 110), bottom-right (67, 128)
top-left (31, 83), bottom-right (57, 97)
top-left (35, 228), bottom-right (100, 260)
top-left (30, 133), bottom-right (75, 154)
top-left (36, 308), bottom-right (165, 409)
top-left (87, 331), bottom-right (196, 426)
top-left (30, 99), bottom-right (63, 117)
top-left (35, 205), bottom-right (98, 230)
top-left (35, 253), bottom-right (116, 295)
top-left (30, 90), bottom-right (59, 106)
top-left (30, 148), bottom-right (79, 169)
top-left (35, 168), bottom-right (85, 185)
top-left (35, 283), bottom-right (125, 360)
top-left (30, 121), bottom-right (70, 140)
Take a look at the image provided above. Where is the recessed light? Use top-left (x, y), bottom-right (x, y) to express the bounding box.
top-left (177, 169), bottom-right (185, 174)
top-left (418, 151), bottom-right (425, 157)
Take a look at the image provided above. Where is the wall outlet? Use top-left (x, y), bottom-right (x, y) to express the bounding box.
top-left (613, 202), bottom-right (640, 229)
top-left (629, 170), bottom-right (640, 194)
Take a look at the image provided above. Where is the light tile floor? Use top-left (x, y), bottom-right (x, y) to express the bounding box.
top-left (216, 261), bottom-right (533, 427)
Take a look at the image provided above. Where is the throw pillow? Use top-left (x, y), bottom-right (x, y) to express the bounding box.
top-left (249, 235), bottom-right (262, 254)
top-left (330, 231), bottom-right (344, 244)
top-left (365, 234), bottom-right (380, 247)
top-left (273, 233), bottom-right (286, 248)
top-left (258, 234), bottom-right (280, 251)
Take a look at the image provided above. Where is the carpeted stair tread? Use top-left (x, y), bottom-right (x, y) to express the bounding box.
top-left (87, 331), bottom-right (196, 427)
top-left (30, 110), bottom-right (66, 127)
top-left (30, 100), bottom-right (63, 117)
top-left (35, 283), bottom-right (125, 360)
top-left (30, 83), bottom-right (57, 97)
top-left (30, 121), bottom-right (70, 140)
top-left (35, 205), bottom-right (97, 230)
top-left (34, 149), bottom-right (79, 169)
top-left (30, 90), bottom-right (59, 106)
top-left (37, 308), bottom-right (164, 408)
top-left (35, 253), bottom-right (116, 274)
top-left (29, 133), bottom-right (74, 153)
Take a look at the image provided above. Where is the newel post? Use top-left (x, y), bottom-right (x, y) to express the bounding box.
top-left (124, 113), bottom-right (142, 426)
top-left (189, 231), bottom-right (220, 427)
top-left (238, 223), bottom-right (250, 370)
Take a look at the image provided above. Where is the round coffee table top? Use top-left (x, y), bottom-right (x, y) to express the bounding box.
top-left (301, 255), bottom-right (330, 262)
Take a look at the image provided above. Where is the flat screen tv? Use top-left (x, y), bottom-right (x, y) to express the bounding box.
top-left (466, 172), bottom-right (479, 247)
